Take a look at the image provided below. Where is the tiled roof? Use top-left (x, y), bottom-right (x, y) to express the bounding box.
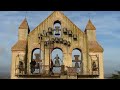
top-left (19, 18), bottom-right (29, 29)
top-left (11, 40), bottom-right (27, 51)
top-left (88, 41), bottom-right (104, 52)
top-left (85, 19), bottom-right (96, 30)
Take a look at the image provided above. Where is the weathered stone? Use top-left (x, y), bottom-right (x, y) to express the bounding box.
top-left (11, 11), bottom-right (104, 79)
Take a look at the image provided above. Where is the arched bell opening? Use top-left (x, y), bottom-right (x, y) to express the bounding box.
top-left (72, 48), bottom-right (82, 74)
top-left (53, 20), bottom-right (61, 38)
top-left (51, 48), bottom-right (63, 74)
top-left (31, 48), bottom-right (43, 74)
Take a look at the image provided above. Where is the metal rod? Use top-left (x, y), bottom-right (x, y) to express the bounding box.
top-left (39, 35), bottom-right (41, 74)
top-left (97, 55), bottom-right (100, 75)
top-left (49, 37), bottom-right (51, 74)
top-left (44, 40), bottom-right (45, 73)
top-left (15, 55), bottom-right (17, 75)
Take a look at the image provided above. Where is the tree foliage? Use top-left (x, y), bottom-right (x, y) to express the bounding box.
top-left (110, 71), bottom-right (120, 79)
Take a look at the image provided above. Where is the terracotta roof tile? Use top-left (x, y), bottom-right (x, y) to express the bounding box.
top-left (85, 19), bottom-right (96, 30)
top-left (11, 40), bottom-right (27, 51)
top-left (88, 41), bottom-right (104, 52)
top-left (19, 18), bottom-right (29, 29)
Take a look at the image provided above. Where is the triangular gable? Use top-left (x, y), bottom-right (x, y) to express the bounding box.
top-left (29, 11), bottom-right (84, 36)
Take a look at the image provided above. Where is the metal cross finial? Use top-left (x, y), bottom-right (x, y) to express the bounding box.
top-left (88, 12), bottom-right (91, 20)
top-left (25, 11), bottom-right (28, 19)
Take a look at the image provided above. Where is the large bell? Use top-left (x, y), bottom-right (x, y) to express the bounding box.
top-left (74, 55), bottom-right (79, 61)
top-left (34, 53), bottom-right (40, 60)
top-left (55, 30), bottom-right (60, 35)
top-left (75, 62), bottom-right (80, 68)
top-left (55, 26), bottom-right (60, 35)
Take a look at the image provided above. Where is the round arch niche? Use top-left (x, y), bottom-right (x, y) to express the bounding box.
top-left (31, 48), bottom-right (43, 74)
top-left (51, 48), bottom-right (63, 73)
top-left (53, 20), bottom-right (61, 28)
top-left (53, 20), bottom-right (61, 38)
top-left (31, 48), bottom-right (43, 60)
top-left (72, 48), bottom-right (82, 73)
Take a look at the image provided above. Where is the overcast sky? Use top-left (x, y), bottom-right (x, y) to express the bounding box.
top-left (0, 11), bottom-right (120, 75)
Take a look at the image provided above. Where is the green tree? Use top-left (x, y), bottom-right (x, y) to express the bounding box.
top-left (110, 71), bottom-right (120, 79)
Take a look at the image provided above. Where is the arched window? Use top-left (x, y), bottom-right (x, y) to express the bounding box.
top-left (51, 48), bottom-right (63, 74)
top-left (54, 20), bottom-right (61, 28)
top-left (32, 49), bottom-right (43, 60)
top-left (31, 48), bottom-right (43, 74)
top-left (72, 48), bottom-right (82, 74)
top-left (53, 20), bottom-right (61, 37)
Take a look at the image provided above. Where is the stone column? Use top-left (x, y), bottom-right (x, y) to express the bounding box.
top-left (63, 53), bottom-right (72, 71)
top-left (11, 52), bottom-right (18, 79)
top-left (44, 48), bottom-right (50, 74)
top-left (82, 53), bottom-right (87, 75)
top-left (98, 53), bottom-right (104, 79)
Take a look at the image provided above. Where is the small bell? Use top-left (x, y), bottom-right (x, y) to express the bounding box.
top-left (38, 33), bottom-right (42, 40)
top-left (73, 34), bottom-right (77, 40)
top-left (43, 30), bottom-right (46, 36)
top-left (63, 40), bottom-right (67, 45)
top-left (44, 41), bottom-right (47, 46)
top-left (48, 27), bottom-right (53, 35)
top-left (51, 38), bottom-right (55, 44)
top-left (38, 33), bottom-right (41, 39)
top-left (60, 38), bottom-right (63, 43)
top-left (63, 28), bottom-right (67, 33)
top-left (68, 30), bottom-right (72, 37)
top-left (55, 37), bottom-right (59, 43)
top-left (75, 62), bottom-right (79, 68)
top-left (67, 41), bottom-right (71, 46)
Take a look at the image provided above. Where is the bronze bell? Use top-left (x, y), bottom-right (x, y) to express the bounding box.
top-left (48, 27), bottom-right (53, 35)
top-left (60, 38), bottom-right (63, 43)
top-left (51, 38), bottom-right (55, 44)
top-left (55, 26), bottom-right (60, 35)
top-left (75, 62), bottom-right (80, 68)
top-left (38, 33), bottom-right (43, 40)
top-left (63, 28), bottom-right (67, 34)
top-left (63, 40), bottom-right (67, 45)
top-left (43, 30), bottom-right (46, 36)
top-left (73, 34), bottom-right (77, 40)
top-left (74, 55), bottom-right (79, 61)
top-left (92, 61), bottom-right (97, 71)
top-left (55, 37), bottom-right (59, 43)
top-left (44, 41), bottom-right (47, 46)
top-left (38, 33), bottom-right (41, 39)
top-left (67, 41), bottom-right (71, 46)
top-left (68, 30), bottom-right (72, 37)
